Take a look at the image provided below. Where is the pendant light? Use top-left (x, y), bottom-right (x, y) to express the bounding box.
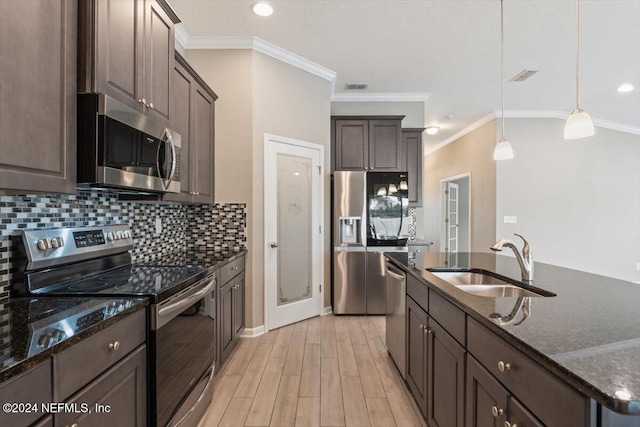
top-left (564, 0), bottom-right (594, 139)
top-left (493, 0), bottom-right (514, 161)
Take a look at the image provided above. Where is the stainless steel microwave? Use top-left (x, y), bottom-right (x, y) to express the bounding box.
top-left (77, 93), bottom-right (181, 194)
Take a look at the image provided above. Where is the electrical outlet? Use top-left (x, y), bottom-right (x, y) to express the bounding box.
top-left (155, 217), bottom-right (162, 235)
top-left (503, 216), bottom-right (517, 224)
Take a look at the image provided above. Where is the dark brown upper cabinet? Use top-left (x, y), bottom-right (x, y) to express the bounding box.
top-left (0, 0), bottom-right (77, 194)
top-left (402, 128), bottom-right (425, 207)
top-left (78, 0), bottom-right (180, 127)
top-left (332, 116), bottom-right (404, 172)
top-left (165, 53), bottom-right (217, 204)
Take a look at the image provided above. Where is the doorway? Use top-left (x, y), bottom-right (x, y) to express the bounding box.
top-left (264, 134), bottom-right (324, 331)
top-left (440, 173), bottom-right (471, 253)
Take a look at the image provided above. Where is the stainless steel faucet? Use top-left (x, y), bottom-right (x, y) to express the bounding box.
top-left (490, 234), bottom-right (534, 283)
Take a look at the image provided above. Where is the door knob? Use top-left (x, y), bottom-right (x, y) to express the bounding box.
top-left (270, 242), bottom-right (278, 248)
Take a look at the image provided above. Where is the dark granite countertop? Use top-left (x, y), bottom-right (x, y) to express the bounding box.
top-left (160, 249), bottom-right (247, 271)
top-left (0, 296), bottom-right (148, 383)
top-left (385, 252), bottom-right (640, 415)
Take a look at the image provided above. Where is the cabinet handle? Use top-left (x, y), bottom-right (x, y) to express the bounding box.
top-left (505, 422), bottom-right (517, 427)
top-left (148, 102), bottom-right (154, 109)
top-left (138, 98), bottom-right (146, 105)
top-left (498, 361), bottom-right (512, 372)
top-left (491, 406), bottom-right (504, 418)
top-left (109, 341), bottom-right (121, 351)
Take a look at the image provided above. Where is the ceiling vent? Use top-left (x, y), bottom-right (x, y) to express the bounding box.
top-left (510, 70), bottom-right (538, 82)
top-left (345, 83), bottom-right (368, 90)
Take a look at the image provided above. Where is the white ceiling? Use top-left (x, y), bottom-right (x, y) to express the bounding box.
top-left (170, 0), bottom-right (640, 148)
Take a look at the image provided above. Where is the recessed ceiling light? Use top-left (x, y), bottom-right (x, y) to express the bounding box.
top-left (252, 2), bottom-right (273, 17)
top-left (425, 126), bottom-right (440, 135)
top-left (615, 390), bottom-right (632, 400)
top-left (617, 83), bottom-right (635, 93)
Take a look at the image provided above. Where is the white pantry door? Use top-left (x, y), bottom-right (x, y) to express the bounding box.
top-left (264, 135), bottom-right (324, 331)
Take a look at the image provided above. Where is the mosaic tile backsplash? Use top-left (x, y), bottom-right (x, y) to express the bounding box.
top-left (0, 190), bottom-right (246, 303)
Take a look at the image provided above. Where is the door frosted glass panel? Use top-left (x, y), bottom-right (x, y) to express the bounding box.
top-left (277, 154), bottom-right (312, 306)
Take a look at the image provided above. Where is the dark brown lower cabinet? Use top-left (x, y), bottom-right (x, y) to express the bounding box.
top-left (217, 256), bottom-right (246, 367)
top-left (406, 296), bottom-right (428, 416)
top-left (427, 319), bottom-right (465, 427)
top-left (56, 345), bottom-right (147, 427)
top-left (466, 355), bottom-right (542, 427)
top-left (219, 278), bottom-right (235, 365)
top-left (233, 274), bottom-right (245, 337)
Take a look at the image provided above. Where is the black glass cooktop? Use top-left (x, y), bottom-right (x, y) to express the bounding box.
top-left (32, 264), bottom-right (210, 303)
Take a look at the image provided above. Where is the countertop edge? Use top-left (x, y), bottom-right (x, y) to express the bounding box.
top-left (384, 255), bottom-right (640, 416)
top-left (0, 299), bottom-right (149, 383)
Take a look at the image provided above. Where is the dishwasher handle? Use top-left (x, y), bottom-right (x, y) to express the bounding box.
top-left (385, 263), bottom-right (406, 281)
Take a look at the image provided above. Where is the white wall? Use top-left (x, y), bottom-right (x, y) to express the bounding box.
top-left (186, 49), bottom-right (332, 328)
top-left (497, 118), bottom-right (640, 282)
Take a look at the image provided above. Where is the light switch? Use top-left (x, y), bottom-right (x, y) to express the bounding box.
top-left (503, 216), bottom-right (517, 224)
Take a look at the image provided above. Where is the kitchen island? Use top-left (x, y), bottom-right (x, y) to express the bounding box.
top-left (385, 251), bottom-right (640, 426)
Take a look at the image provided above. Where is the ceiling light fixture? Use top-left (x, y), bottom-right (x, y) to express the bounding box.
top-left (617, 83), bottom-right (635, 93)
top-left (252, 2), bottom-right (273, 17)
top-left (564, 0), bottom-right (594, 139)
top-left (425, 126), bottom-right (440, 135)
top-left (493, 0), bottom-right (514, 161)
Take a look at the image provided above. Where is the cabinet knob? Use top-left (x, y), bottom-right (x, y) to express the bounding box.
top-left (270, 242), bottom-right (279, 248)
top-left (505, 422), bottom-right (517, 427)
top-left (491, 406), bottom-right (504, 418)
top-left (426, 328), bottom-right (432, 335)
top-left (497, 361), bottom-right (512, 372)
top-left (419, 324), bottom-right (424, 330)
top-left (109, 341), bottom-right (121, 351)
top-left (139, 98), bottom-right (146, 105)
top-left (148, 102), bottom-right (154, 109)
top-left (71, 423), bottom-right (79, 427)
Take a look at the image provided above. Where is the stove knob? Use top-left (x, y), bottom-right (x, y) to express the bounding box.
top-left (37, 239), bottom-right (51, 251)
top-left (52, 329), bottom-right (66, 342)
top-left (38, 334), bottom-right (52, 348)
top-left (106, 232), bottom-right (114, 241)
top-left (51, 236), bottom-right (65, 249)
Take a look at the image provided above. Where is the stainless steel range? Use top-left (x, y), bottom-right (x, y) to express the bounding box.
top-left (16, 225), bottom-right (216, 427)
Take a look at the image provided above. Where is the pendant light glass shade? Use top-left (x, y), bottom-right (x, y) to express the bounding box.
top-left (493, 0), bottom-right (514, 161)
top-left (564, 0), bottom-right (594, 140)
top-left (564, 108), bottom-right (595, 139)
top-left (493, 138), bottom-right (514, 160)
top-left (376, 186), bottom-right (387, 196)
top-left (399, 180), bottom-right (408, 191)
top-left (388, 184), bottom-right (398, 194)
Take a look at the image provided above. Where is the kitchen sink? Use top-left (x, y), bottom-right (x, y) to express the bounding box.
top-left (429, 270), bottom-right (551, 298)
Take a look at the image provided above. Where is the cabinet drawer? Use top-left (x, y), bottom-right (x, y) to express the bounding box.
top-left (0, 361), bottom-right (52, 427)
top-left (407, 274), bottom-right (428, 312)
top-left (220, 255), bottom-right (245, 285)
top-left (55, 309), bottom-right (146, 400)
top-left (428, 291), bottom-right (465, 345)
top-left (467, 318), bottom-right (588, 427)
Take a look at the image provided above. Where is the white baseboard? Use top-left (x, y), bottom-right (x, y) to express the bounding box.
top-left (322, 306), bottom-right (333, 316)
top-left (239, 325), bottom-right (265, 338)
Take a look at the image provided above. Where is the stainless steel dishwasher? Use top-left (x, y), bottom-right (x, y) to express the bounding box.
top-left (385, 258), bottom-right (406, 379)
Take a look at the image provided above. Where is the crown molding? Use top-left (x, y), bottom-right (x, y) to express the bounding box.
top-left (496, 110), bottom-right (640, 135)
top-left (331, 92), bottom-right (431, 102)
top-left (177, 31), bottom-right (336, 82)
top-left (425, 112), bottom-right (496, 156)
top-left (175, 24), bottom-right (189, 50)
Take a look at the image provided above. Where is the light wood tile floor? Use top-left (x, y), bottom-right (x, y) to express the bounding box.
top-left (198, 315), bottom-right (426, 427)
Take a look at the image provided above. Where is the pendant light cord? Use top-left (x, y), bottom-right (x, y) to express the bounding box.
top-left (575, 0), bottom-right (580, 109)
top-left (500, 0), bottom-right (505, 139)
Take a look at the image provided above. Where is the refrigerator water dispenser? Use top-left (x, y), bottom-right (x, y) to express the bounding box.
top-left (339, 216), bottom-right (361, 244)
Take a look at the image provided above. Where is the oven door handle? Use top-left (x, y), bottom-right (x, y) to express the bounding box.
top-left (158, 278), bottom-right (215, 317)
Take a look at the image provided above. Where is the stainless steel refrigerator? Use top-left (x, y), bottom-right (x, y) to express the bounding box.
top-left (332, 171), bottom-right (409, 314)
